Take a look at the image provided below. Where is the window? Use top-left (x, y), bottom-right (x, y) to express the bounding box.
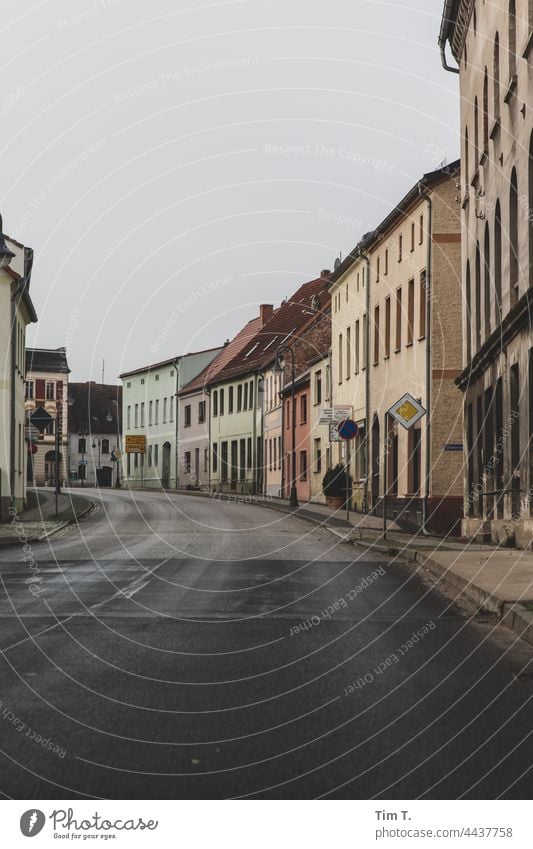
top-left (127, 381), bottom-right (131, 389)
top-left (25, 381), bottom-right (34, 400)
top-left (315, 369), bottom-right (322, 405)
top-left (46, 382), bottom-right (55, 400)
top-left (155, 400), bottom-right (159, 425)
top-left (239, 440), bottom-right (246, 480)
top-left (395, 287), bottom-right (402, 351)
top-left (410, 222), bottom-right (415, 252)
top-left (170, 397), bottom-right (174, 421)
top-left (362, 314), bottom-right (368, 369)
top-left (243, 382), bottom-right (248, 411)
top-left (163, 398), bottom-right (167, 422)
top-left (155, 374), bottom-right (160, 382)
top-left (148, 444), bottom-right (153, 467)
top-left (494, 33), bottom-right (500, 121)
top-left (398, 234), bottom-right (403, 262)
top-left (277, 436), bottom-right (281, 469)
top-left (237, 384), bottom-right (242, 412)
top-left (464, 126), bottom-right (470, 187)
top-left (219, 388), bottom-right (225, 416)
top-left (221, 441), bottom-right (228, 482)
top-left (495, 200), bottom-right (503, 319)
top-left (78, 438), bottom-right (86, 453)
top-left (300, 450), bottom-right (308, 481)
top-left (510, 168), bottom-right (519, 306)
top-left (213, 443), bottom-right (218, 473)
top-left (127, 406), bottom-right (131, 429)
top-left (466, 260), bottom-right (472, 363)
top-left (419, 214), bottom-right (424, 245)
top-left (154, 444), bottom-right (159, 466)
top-left (273, 435), bottom-right (277, 469)
top-left (484, 223), bottom-right (491, 338)
top-left (213, 390), bottom-right (218, 417)
top-left (385, 297), bottom-right (391, 358)
top-left (101, 439), bottom-right (110, 454)
top-left (384, 249), bottom-right (389, 275)
top-left (247, 438), bottom-right (252, 469)
top-left (198, 400), bottom-right (206, 423)
top-left (346, 326), bottom-right (351, 378)
top-left (140, 402), bottom-right (145, 427)
top-left (407, 279), bottom-right (415, 345)
top-left (483, 68), bottom-right (489, 155)
top-left (184, 451), bottom-right (191, 474)
top-left (509, 0), bottom-right (517, 80)
top-left (134, 404), bottom-right (139, 427)
top-left (149, 400), bottom-right (153, 426)
top-left (249, 380), bottom-right (254, 409)
top-left (300, 394), bottom-right (307, 423)
top-left (314, 438), bottom-right (322, 473)
top-left (373, 305), bottom-right (380, 365)
top-left (286, 400), bottom-right (290, 429)
top-left (419, 272), bottom-right (427, 339)
top-left (184, 405), bottom-right (191, 427)
top-left (338, 334), bottom-right (343, 382)
top-left (474, 96), bottom-right (479, 167)
top-left (376, 257), bottom-right (380, 282)
top-left (355, 320), bottom-right (360, 374)
top-left (140, 378), bottom-right (145, 385)
top-left (268, 438), bottom-right (272, 471)
top-left (134, 453), bottom-right (138, 469)
top-left (228, 386), bottom-right (234, 414)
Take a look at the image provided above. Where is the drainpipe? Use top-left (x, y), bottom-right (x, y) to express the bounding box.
top-left (9, 283), bottom-right (18, 515)
top-left (174, 358), bottom-right (180, 489)
top-left (361, 250), bottom-right (371, 513)
top-left (419, 183), bottom-right (433, 534)
top-left (439, 2), bottom-right (460, 74)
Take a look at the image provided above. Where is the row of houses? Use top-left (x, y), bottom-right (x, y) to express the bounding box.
top-left (121, 0), bottom-right (533, 546)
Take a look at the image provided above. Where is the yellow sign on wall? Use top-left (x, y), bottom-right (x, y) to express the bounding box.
top-left (125, 435), bottom-right (146, 454)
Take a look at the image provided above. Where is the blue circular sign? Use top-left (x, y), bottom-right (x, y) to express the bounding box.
top-left (338, 419), bottom-right (359, 440)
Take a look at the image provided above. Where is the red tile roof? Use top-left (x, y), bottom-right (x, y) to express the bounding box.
top-left (209, 274), bottom-right (331, 384)
top-left (178, 315), bottom-right (264, 397)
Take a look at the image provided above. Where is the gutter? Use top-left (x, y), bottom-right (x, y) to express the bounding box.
top-left (439, 0), bottom-right (460, 74)
top-left (419, 182), bottom-right (433, 535)
top-left (174, 358), bottom-right (180, 489)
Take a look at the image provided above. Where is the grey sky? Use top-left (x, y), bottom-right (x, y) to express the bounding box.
top-left (2, 0), bottom-right (459, 381)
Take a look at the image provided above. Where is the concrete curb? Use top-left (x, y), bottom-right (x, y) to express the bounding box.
top-left (0, 494), bottom-right (97, 548)
top-left (501, 603), bottom-right (533, 648)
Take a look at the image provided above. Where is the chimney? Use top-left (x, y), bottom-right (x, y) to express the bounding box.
top-left (259, 304), bottom-right (274, 326)
top-left (320, 269), bottom-right (331, 280)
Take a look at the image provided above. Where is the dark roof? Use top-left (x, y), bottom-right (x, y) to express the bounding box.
top-left (68, 382), bottom-right (122, 434)
top-left (329, 161), bottom-right (460, 286)
top-left (438, 0), bottom-right (464, 59)
top-left (208, 275), bottom-right (331, 385)
top-left (26, 347), bottom-right (70, 374)
top-left (119, 346), bottom-right (223, 379)
top-left (179, 315), bottom-right (263, 397)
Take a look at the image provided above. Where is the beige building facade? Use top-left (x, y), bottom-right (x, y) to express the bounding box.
top-left (25, 348), bottom-right (70, 488)
top-left (0, 228), bottom-right (37, 520)
top-left (440, 0), bottom-right (533, 545)
top-left (330, 163), bottom-right (464, 534)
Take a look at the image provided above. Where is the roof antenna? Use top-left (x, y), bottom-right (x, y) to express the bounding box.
top-left (102, 359), bottom-right (105, 384)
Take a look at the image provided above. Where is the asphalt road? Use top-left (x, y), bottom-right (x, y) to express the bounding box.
top-left (0, 488), bottom-right (532, 800)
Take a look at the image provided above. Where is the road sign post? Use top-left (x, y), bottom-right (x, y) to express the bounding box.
top-left (337, 419), bottom-right (359, 521)
top-left (383, 393), bottom-right (427, 539)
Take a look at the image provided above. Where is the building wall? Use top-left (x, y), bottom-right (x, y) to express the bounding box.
top-left (178, 389), bottom-right (210, 489)
top-left (68, 432), bottom-right (119, 487)
top-left (25, 366), bottom-right (69, 489)
top-left (263, 365), bottom-right (283, 497)
top-left (0, 249), bottom-right (31, 520)
top-left (309, 356), bottom-right (331, 503)
top-left (452, 0), bottom-right (533, 545)
top-left (121, 349), bottom-right (222, 489)
top-left (330, 255), bottom-right (369, 510)
top-left (209, 375), bottom-right (262, 494)
top-left (282, 380), bottom-right (310, 503)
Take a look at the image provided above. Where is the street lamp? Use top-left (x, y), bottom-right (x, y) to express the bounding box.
top-left (106, 401), bottom-right (121, 488)
top-left (273, 346), bottom-right (299, 508)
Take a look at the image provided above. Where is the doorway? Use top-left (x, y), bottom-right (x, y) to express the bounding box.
top-left (162, 442), bottom-right (171, 488)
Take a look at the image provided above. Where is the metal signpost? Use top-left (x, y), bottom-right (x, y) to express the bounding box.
top-left (337, 419), bottom-right (359, 521)
top-left (383, 393), bottom-right (427, 539)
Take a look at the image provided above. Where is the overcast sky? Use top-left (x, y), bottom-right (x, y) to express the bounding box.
top-left (2, 0), bottom-right (459, 382)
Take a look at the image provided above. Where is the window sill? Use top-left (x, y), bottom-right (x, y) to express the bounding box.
top-left (489, 117), bottom-right (500, 140)
top-left (461, 191), bottom-right (469, 209)
top-left (418, 334), bottom-right (426, 342)
top-left (503, 74), bottom-right (517, 103)
top-left (470, 169), bottom-right (479, 189)
top-left (405, 341), bottom-right (414, 348)
top-left (479, 150), bottom-right (488, 167)
top-left (394, 347), bottom-right (401, 354)
top-left (522, 29), bottom-right (533, 59)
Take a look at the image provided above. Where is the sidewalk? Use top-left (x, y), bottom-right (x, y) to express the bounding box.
top-left (246, 495), bottom-right (533, 648)
top-left (0, 488), bottom-right (96, 548)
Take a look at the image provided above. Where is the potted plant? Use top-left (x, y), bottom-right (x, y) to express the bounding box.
top-left (322, 464), bottom-right (351, 509)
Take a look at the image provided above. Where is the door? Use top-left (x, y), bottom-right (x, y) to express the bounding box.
top-left (162, 442), bottom-right (171, 488)
top-left (371, 415), bottom-right (380, 508)
top-left (96, 466), bottom-right (112, 487)
top-left (194, 447), bottom-right (200, 484)
top-left (230, 441), bottom-right (238, 489)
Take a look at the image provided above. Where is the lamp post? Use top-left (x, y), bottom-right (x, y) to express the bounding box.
top-left (106, 401), bottom-right (121, 488)
top-left (92, 437), bottom-right (102, 487)
top-left (273, 346), bottom-right (298, 508)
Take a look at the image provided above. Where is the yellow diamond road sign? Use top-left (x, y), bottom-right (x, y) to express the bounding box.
top-left (388, 393), bottom-right (426, 430)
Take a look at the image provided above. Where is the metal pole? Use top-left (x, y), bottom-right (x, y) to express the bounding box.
top-left (383, 413), bottom-right (388, 540)
top-left (55, 423), bottom-right (59, 515)
top-left (346, 438), bottom-right (351, 522)
top-left (289, 348), bottom-right (298, 508)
